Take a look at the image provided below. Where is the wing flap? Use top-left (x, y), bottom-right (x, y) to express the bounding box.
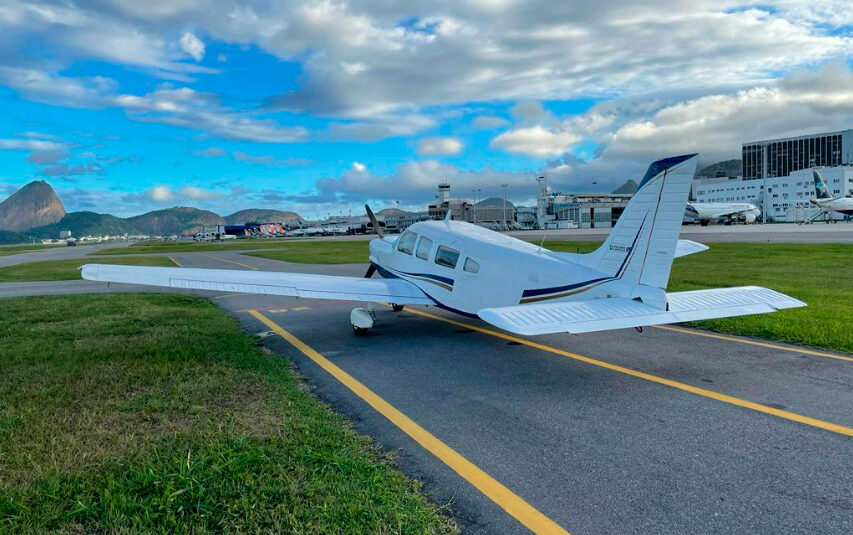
top-left (81, 264), bottom-right (433, 305)
top-left (478, 286), bottom-right (805, 335)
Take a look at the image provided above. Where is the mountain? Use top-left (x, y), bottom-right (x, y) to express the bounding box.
top-left (612, 180), bottom-right (638, 194)
top-left (376, 208), bottom-right (410, 217)
top-left (32, 211), bottom-right (141, 237)
top-left (0, 230), bottom-right (26, 245)
top-left (697, 159), bottom-right (741, 178)
top-left (225, 208), bottom-right (302, 225)
top-left (128, 207), bottom-right (225, 236)
top-left (0, 180), bottom-right (66, 232)
top-left (475, 197), bottom-right (515, 208)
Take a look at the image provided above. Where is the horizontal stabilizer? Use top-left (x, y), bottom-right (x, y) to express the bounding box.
top-left (80, 264), bottom-right (433, 305)
top-left (478, 286), bottom-right (805, 336)
top-left (674, 239), bottom-right (709, 258)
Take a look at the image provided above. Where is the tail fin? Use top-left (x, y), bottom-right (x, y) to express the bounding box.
top-left (813, 171), bottom-right (834, 200)
top-left (579, 154), bottom-right (698, 289)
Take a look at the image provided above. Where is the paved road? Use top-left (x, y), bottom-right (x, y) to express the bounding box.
top-left (0, 241), bottom-right (132, 267)
top-left (2, 251), bottom-right (851, 534)
top-left (282, 223), bottom-right (853, 244)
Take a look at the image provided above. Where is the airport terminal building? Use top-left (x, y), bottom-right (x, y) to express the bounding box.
top-left (742, 129), bottom-right (853, 180)
top-left (694, 129), bottom-right (853, 222)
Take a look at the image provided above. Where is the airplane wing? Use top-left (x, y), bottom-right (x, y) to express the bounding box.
top-left (477, 286), bottom-right (805, 336)
top-left (80, 264), bottom-right (434, 305)
top-left (674, 239), bottom-right (708, 258)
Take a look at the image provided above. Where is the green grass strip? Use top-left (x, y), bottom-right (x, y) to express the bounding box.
top-left (0, 294), bottom-right (457, 533)
top-left (0, 256), bottom-right (177, 282)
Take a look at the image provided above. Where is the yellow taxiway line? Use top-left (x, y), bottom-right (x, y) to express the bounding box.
top-left (403, 307), bottom-right (853, 439)
top-left (199, 253), bottom-right (258, 271)
top-left (167, 255), bottom-right (182, 267)
top-left (651, 324), bottom-right (853, 363)
top-left (248, 309), bottom-right (570, 535)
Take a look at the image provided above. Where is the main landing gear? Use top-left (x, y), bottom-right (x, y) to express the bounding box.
top-left (350, 303), bottom-right (405, 335)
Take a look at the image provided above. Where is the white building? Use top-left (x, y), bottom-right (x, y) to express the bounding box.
top-left (693, 166), bottom-right (853, 222)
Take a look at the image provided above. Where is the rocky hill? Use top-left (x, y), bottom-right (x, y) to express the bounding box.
top-left (475, 197), bottom-right (515, 208)
top-left (33, 212), bottom-right (141, 237)
top-left (225, 209), bottom-right (302, 225)
top-left (612, 179), bottom-right (638, 194)
top-left (128, 207), bottom-right (225, 236)
top-left (376, 208), bottom-right (410, 217)
top-left (697, 159), bottom-right (741, 178)
top-left (0, 181), bottom-right (66, 232)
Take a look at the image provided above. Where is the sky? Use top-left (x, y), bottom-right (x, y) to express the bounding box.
top-left (1, 1), bottom-right (853, 217)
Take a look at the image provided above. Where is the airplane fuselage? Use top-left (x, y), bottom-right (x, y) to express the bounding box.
top-left (810, 197), bottom-right (853, 216)
top-left (685, 202), bottom-right (761, 224)
top-left (368, 220), bottom-right (633, 316)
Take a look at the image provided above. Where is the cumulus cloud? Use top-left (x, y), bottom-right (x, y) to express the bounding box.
top-left (0, 68), bottom-right (308, 144)
top-left (491, 126), bottom-right (580, 157)
top-left (142, 185), bottom-right (225, 203)
top-left (471, 115), bottom-right (510, 130)
top-left (0, 137), bottom-right (67, 152)
top-left (494, 61), bottom-right (853, 191)
top-left (179, 32), bottom-right (205, 61)
top-left (289, 159), bottom-right (537, 205)
top-left (146, 185), bottom-right (175, 202)
top-left (233, 151), bottom-right (314, 167)
top-left (416, 137), bottom-right (463, 155)
top-left (193, 146), bottom-right (227, 157)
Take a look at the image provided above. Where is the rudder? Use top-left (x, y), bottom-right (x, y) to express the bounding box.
top-left (580, 154), bottom-right (698, 289)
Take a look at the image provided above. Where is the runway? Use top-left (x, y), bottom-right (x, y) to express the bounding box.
top-left (2, 251), bottom-right (851, 534)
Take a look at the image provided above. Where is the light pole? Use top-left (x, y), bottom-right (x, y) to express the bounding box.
top-left (500, 182), bottom-right (508, 230)
top-left (536, 176), bottom-right (546, 230)
top-left (470, 188), bottom-right (481, 223)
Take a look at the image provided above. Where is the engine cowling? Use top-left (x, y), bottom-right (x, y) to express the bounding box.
top-left (744, 213), bottom-right (757, 224)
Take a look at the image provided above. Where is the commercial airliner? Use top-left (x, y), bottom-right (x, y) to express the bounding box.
top-left (684, 202), bottom-right (761, 225)
top-left (807, 170), bottom-right (853, 222)
top-left (82, 154), bottom-right (804, 336)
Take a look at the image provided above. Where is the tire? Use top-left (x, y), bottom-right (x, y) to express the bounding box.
top-left (392, 304), bottom-right (405, 312)
top-left (352, 326), bottom-right (369, 336)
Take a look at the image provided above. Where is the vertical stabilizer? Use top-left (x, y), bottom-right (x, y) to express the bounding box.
top-left (813, 170), bottom-right (834, 200)
top-left (579, 154), bottom-right (698, 289)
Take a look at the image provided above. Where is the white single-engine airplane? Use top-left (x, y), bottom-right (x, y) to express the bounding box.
top-left (82, 154), bottom-right (805, 336)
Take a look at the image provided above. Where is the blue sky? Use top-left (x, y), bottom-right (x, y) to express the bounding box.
top-left (1, 1), bottom-right (852, 217)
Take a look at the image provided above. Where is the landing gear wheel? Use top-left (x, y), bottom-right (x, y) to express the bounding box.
top-left (350, 307), bottom-right (375, 336)
top-left (391, 304), bottom-right (405, 312)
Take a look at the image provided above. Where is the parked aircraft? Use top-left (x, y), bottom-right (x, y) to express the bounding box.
top-left (807, 170), bottom-right (853, 223)
top-left (684, 202), bottom-right (761, 225)
top-left (82, 154), bottom-right (804, 336)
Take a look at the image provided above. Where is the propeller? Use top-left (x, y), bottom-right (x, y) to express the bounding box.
top-left (364, 264), bottom-right (376, 278)
top-left (365, 204), bottom-right (384, 238)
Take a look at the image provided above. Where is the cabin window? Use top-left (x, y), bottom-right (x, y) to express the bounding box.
top-left (434, 246), bottom-right (459, 269)
top-left (416, 236), bottom-right (433, 260)
top-left (463, 257), bottom-right (480, 274)
top-left (397, 231), bottom-right (417, 255)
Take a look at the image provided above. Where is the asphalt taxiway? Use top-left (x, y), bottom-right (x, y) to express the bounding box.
top-left (2, 250), bottom-right (851, 534)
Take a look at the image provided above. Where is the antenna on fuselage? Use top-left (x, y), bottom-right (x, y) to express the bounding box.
top-left (444, 209), bottom-right (452, 222)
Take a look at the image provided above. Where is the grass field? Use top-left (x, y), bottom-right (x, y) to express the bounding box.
top-left (545, 242), bottom-right (853, 353)
top-left (246, 241), bottom-right (370, 264)
top-left (0, 294), bottom-right (456, 533)
top-left (94, 238), bottom-right (304, 255)
top-left (0, 256), bottom-right (176, 282)
top-left (0, 244), bottom-right (62, 257)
